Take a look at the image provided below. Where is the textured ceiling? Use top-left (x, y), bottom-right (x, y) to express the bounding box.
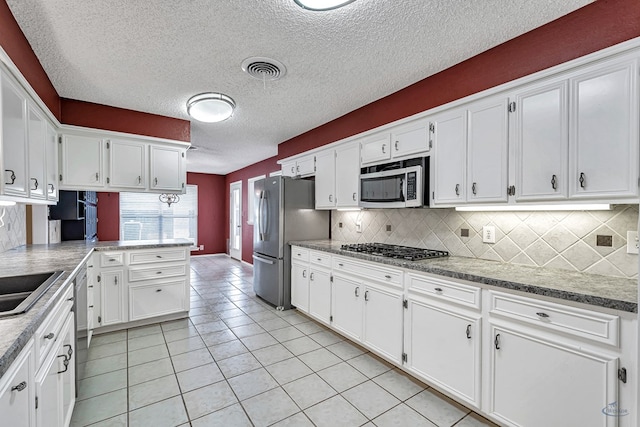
top-left (7, 0), bottom-right (592, 175)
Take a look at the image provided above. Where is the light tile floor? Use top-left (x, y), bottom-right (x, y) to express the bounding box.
top-left (71, 255), bottom-right (499, 427)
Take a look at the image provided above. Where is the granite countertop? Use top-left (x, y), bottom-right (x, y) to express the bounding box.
top-left (0, 238), bottom-right (192, 378)
top-left (290, 240), bottom-right (638, 314)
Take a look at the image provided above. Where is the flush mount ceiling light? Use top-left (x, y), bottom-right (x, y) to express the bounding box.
top-left (294, 0), bottom-right (356, 11)
top-left (187, 93), bottom-right (235, 123)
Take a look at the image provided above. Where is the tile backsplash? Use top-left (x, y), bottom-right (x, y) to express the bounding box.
top-left (0, 204), bottom-right (26, 253)
top-left (332, 205), bottom-right (639, 279)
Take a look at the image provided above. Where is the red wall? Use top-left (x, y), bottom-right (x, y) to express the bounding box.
top-left (187, 172), bottom-right (227, 254)
top-left (278, 0), bottom-right (640, 159)
top-left (61, 99), bottom-right (190, 142)
top-left (0, 0), bottom-right (60, 119)
top-left (224, 156), bottom-right (280, 263)
top-left (97, 192), bottom-right (120, 241)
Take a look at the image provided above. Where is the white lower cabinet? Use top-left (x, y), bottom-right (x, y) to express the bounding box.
top-left (362, 283), bottom-right (403, 364)
top-left (308, 267), bottom-right (332, 325)
top-left (0, 341), bottom-right (35, 427)
top-left (129, 280), bottom-right (187, 322)
top-left (331, 273), bottom-right (363, 341)
top-left (405, 297), bottom-right (481, 407)
top-left (99, 269), bottom-right (125, 327)
top-left (290, 262), bottom-right (309, 313)
top-left (489, 324), bottom-right (619, 427)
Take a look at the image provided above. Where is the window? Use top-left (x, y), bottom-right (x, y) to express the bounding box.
top-left (120, 185), bottom-right (198, 245)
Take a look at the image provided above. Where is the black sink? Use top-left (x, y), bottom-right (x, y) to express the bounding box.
top-left (0, 271), bottom-right (64, 317)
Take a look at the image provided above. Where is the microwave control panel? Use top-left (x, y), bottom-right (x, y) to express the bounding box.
top-left (407, 171), bottom-right (417, 201)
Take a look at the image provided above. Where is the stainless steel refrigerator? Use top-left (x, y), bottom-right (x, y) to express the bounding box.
top-left (252, 176), bottom-right (330, 309)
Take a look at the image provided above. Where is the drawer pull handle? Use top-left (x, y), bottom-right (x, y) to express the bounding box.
top-left (156, 255), bottom-right (162, 258)
top-left (302, 270), bottom-right (307, 278)
top-left (317, 258), bottom-right (322, 261)
top-left (536, 312), bottom-right (550, 318)
top-left (31, 178), bottom-right (39, 190)
top-left (364, 290), bottom-right (369, 301)
top-left (66, 297), bottom-right (74, 302)
top-left (494, 334), bottom-right (501, 350)
top-left (64, 344), bottom-right (73, 358)
top-left (355, 287), bottom-right (360, 297)
top-left (48, 183), bottom-right (55, 194)
top-left (384, 275), bottom-right (391, 279)
top-left (156, 271), bottom-right (162, 274)
top-left (44, 333), bottom-right (55, 340)
top-left (434, 287), bottom-right (443, 292)
top-left (5, 169), bottom-right (16, 185)
top-left (338, 263), bottom-right (343, 267)
top-left (89, 305), bottom-right (94, 308)
top-left (57, 355), bottom-right (70, 374)
top-left (156, 289), bottom-right (162, 292)
top-left (11, 381), bottom-right (27, 392)
top-left (466, 324), bottom-right (471, 339)
top-left (297, 253), bottom-right (301, 256)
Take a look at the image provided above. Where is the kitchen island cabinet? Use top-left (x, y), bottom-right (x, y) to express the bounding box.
top-left (0, 341), bottom-right (35, 427)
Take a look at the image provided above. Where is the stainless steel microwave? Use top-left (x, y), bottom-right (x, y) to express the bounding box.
top-left (359, 157), bottom-right (428, 208)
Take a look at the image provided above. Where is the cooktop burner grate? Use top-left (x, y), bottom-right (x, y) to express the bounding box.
top-left (340, 243), bottom-right (449, 261)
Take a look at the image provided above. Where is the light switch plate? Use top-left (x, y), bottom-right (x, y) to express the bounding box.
top-left (626, 231), bottom-right (638, 254)
top-left (482, 225), bottom-right (496, 244)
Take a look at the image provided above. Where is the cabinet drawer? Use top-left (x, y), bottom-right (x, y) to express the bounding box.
top-left (35, 285), bottom-right (73, 367)
top-left (129, 263), bottom-right (187, 282)
top-left (129, 280), bottom-right (187, 322)
top-left (489, 291), bottom-right (619, 346)
top-left (309, 250), bottom-right (331, 268)
top-left (333, 256), bottom-right (402, 288)
top-left (99, 252), bottom-right (124, 267)
top-left (291, 246), bottom-right (309, 263)
top-left (129, 248), bottom-right (187, 265)
top-left (407, 273), bottom-right (481, 310)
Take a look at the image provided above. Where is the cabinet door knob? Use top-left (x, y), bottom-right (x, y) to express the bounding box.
top-left (48, 183), bottom-right (55, 194)
top-left (579, 172), bottom-right (586, 188)
top-left (494, 333), bottom-right (501, 350)
top-left (394, 141), bottom-right (399, 151)
top-left (11, 381), bottom-right (27, 392)
top-left (329, 194), bottom-right (333, 202)
top-left (156, 271), bottom-right (162, 274)
top-left (455, 184), bottom-right (459, 196)
top-left (355, 286), bottom-right (360, 297)
top-left (310, 272), bottom-right (314, 281)
top-left (156, 255), bottom-right (163, 258)
top-left (471, 182), bottom-right (477, 195)
top-left (31, 178), bottom-right (39, 190)
top-left (95, 172), bottom-right (99, 181)
top-left (156, 289), bottom-right (162, 292)
top-left (302, 270), bottom-right (307, 278)
top-left (138, 176), bottom-right (142, 184)
top-left (352, 192), bottom-right (357, 201)
top-left (364, 290), bottom-right (369, 301)
top-left (550, 174), bottom-right (557, 190)
top-left (5, 169), bottom-right (16, 185)
top-left (536, 312), bottom-right (550, 318)
top-left (44, 332), bottom-right (55, 340)
top-left (434, 287), bottom-right (443, 292)
top-left (384, 275), bottom-right (391, 279)
top-left (466, 324), bottom-right (472, 339)
top-left (154, 177), bottom-right (158, 186)
top-left (381, 143), bottom-right (386, 154)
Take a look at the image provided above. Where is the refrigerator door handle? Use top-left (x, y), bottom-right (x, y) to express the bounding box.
top-left (252, 254), bottom-right (276, 265)
top-left (258, 190), bottom-right (265, 241)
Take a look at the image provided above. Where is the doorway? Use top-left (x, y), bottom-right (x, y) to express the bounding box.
top-left (229, 181), bottom-right (242, 260)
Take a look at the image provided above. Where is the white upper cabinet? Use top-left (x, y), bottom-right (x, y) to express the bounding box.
top-left (1, 72), bottom-right (28, 197)
top-left (27, 104), bottom-right (46, 200)
top-left (467, 95), bottom-right (510, 203)
top-left (568, 57), bottom-right (639, 200)
top-left (360, 132), bottom-right (391, 165)
top-left (389, 120), bottom-right (431, 159)
top-left (513, 80), bottom-right (569, 201)
top-left (150, 145), bottom-right (186, 193)
top-left (281, 154), bottom-right (315, 178)
top-left (45, 124), bottom-right (58, 202)
top-left (107, 139), bottom-right (146, 189)
top-left (315, 149), bottom-right (336, 209)
top-left (432, 108), bottom-right (467, 205)
top-left (334, 142), bottom-right (360, 208)
top-left (60, 135), bottom-right (104, 189)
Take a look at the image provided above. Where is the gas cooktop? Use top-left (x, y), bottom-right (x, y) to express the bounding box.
top-left (340, 243), bottom-right (449, 261)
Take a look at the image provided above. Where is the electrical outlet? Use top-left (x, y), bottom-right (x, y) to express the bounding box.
top-left (199, 244), bottom-right (204, 250)
top-left (356, 220), bottom-right (362, 233)
top-left (626, 231), bottom-right (638, 254)
top-left (482, 225), bottom-right (495, 244)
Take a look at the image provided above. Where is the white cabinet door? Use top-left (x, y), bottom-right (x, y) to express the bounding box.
top-left (405, 299), bottom-right (480, 407)
top-left (45, 124), bottom-right (58, 202)
top-left (35, 338), bottom-right (63, 427)
top-left (0, 341), bottom-right (34, 427)
top-left (363, 284), bottom-right (403, 364)
top-left (569, 58), bottom-right (638, 200)
top-left (58, 314), bottom-right (75, 427)
top-left (390, 120), bottom-right (430, 159)
top-left (360, 133), bottom-right (391, 165)
top-left (331, 273), bottom-right (362, 341)
top-left (1, 72), bottom-right (28, 197)
top-left (291, 262), bottom-right (310, 313)
top-left (489, 325), bottom-right (618, 427)
top-left (60, 135), bottom-right (104, 189)
top-left (296, 155), bottom-right (316, 177)
top-left (467, 96), bottom-right (509, 203)
top-left (108, 139), bottom-right (146, 189)
top-left (150, 145), bottom-right (185, 192)
top-left (433, 108), bottom-right (467, 205)
top-left (100, 270), bottom-right (125, 326)
top-left (308, 268), bottom-right (331, 324)
top-left (129, 280), bottom-right (187, 321)
top-left (27, 104), bottom-right (46, 200)
top-left (335, 142), bottom-right (360, 208)
top-left (315, 149), bottom-right (336, 209)
top-left (514, 80), bottom-right (569, 201)
top-left (281, 160), bottom-right (297, 177)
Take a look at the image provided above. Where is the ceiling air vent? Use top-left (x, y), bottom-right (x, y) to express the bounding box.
top-left (241, 57), bottom-right (287, 81)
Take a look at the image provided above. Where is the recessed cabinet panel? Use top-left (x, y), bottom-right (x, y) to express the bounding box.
top-left (0, 342), bottom-right (34, 427)
top-left (467, 96), bottom-right (509, 203)
top-left (45, 124), bottom-right (58, 201)
top-left (515, 81), bottom-right (569, 201)
top-left (390, 121), bottom-right (430, 159)
top-left (291, 262), bottom-right (309, 313)
top-left (60, 135), bottom-right (104, 188)
top-left (108, 139), bottom-right (146, 189)
top-left (27, 105), bottom-right (46, 199)
top-left (308, 268), bottom-right (332, 324)
top-left (296, 156), bottom-right (316, 177)
top-left (360, 133), bottom-right (391, 165)
top-left (1, 73), bottom-right (28, 197)
top-left (335, 142), bottom-right (360, 208)
top-left (129, 280), bottom-right (186, 322)
top-left (569, 59), bottom-right (639, 199)
top-left (433, 108), bottom-right (467, 204)
top-left (331, 273), bottom-right (363, 341)
top-left (315, 150), bottom-right (336, 209)
top-left (100, 270), bottom-right (125, 326)
top-left (150, 145), bottom-right (185, 192)
top-left (362, 284), bottom-right (403, 364)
